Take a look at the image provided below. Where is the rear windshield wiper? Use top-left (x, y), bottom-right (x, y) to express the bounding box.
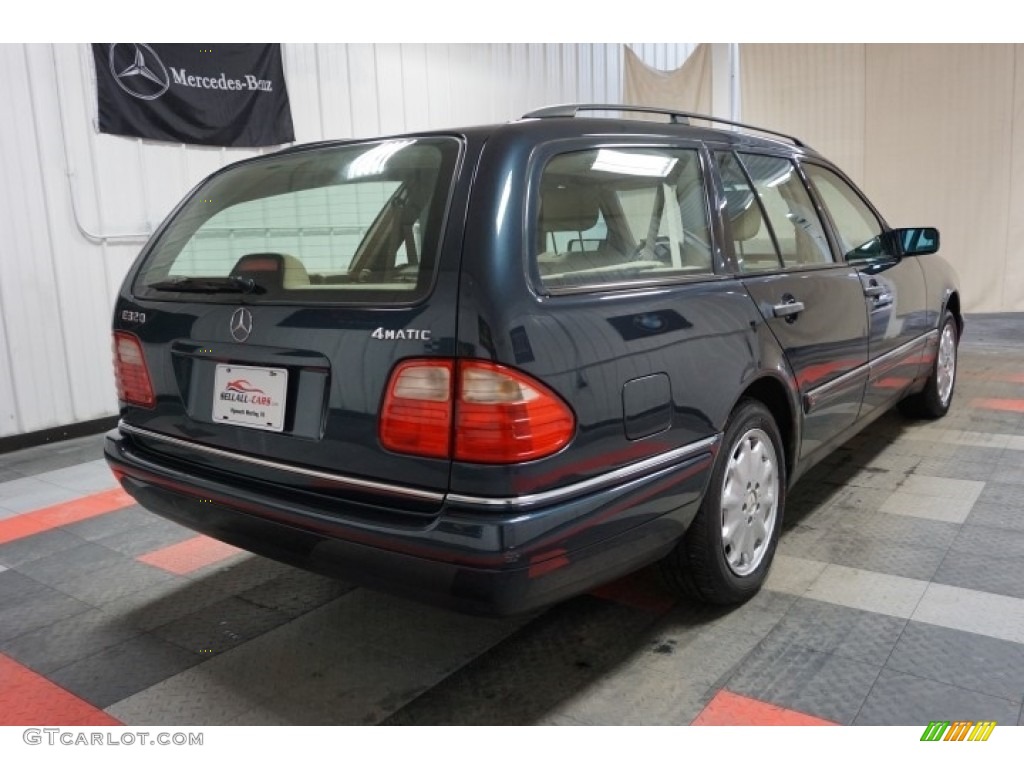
top-left (146, 276), bottom-right (265, 294)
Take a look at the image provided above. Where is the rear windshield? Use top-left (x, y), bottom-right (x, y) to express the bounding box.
top-left (133, 137), bottom-right (461, 304)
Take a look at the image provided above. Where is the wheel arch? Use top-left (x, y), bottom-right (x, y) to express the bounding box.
top-left (733, 374), bottom-right (799, 483)
top-left (943, 290), bottom-right (963, 337)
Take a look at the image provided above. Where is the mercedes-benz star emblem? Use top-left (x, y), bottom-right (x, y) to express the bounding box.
top-left (109, 43), bottom-right (170, 101)
top-left (230, 308), bottom-right (253, 343)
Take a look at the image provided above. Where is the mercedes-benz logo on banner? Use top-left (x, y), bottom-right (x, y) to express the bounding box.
top-left (108, 43), bottom-right (170, 100)
top-left (230, 308), bottom-right (253, 343)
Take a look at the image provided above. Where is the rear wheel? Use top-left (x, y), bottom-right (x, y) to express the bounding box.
top-left (661, 399), bottom-right (785, 604)
top-left (899, 310), bottom-right (958, 419)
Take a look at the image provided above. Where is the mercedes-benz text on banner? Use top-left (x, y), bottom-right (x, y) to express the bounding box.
top-left (92, 43), bottom-right (295, 147)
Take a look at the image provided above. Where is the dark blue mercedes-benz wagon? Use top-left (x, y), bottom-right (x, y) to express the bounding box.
top-left (104, 104), bottom-right (961, 614)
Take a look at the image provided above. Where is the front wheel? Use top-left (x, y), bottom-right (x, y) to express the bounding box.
top-left (660, 399), bottom-right (786, 605)
top-left (899, 311), bottom-right (958, 419)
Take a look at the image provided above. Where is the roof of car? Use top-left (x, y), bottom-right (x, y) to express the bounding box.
top-left (269, 105), bottom-right (824, 162)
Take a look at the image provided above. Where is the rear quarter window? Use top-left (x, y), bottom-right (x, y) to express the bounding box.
top-left (535, 147), bottom-right (714, 292)
top-left (134, 137), bottom-right (461, 304)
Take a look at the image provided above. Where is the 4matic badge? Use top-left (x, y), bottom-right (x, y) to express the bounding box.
top-left (371, 327), bottom-right (432, 341)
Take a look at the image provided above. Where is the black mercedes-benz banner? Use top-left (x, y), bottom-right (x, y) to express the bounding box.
top-left (93, 43), bottom-right (295, 147)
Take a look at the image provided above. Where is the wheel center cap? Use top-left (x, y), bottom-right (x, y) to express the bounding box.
top-left (745, 490), bottom-right (758, 516)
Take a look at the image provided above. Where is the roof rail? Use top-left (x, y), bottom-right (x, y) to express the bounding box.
top-left (521, 104), bottom-right (807, 148)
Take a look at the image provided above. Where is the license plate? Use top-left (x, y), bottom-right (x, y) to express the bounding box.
top-left (212, 364), bottom-right (288, 433)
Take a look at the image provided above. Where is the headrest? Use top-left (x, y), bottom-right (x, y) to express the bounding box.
top-left (726, 190), bottom-right (762, 242)
top-left (541, 185), bottom-right (600, 232)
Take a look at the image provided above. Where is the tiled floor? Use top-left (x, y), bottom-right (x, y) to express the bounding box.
top-left (1, 315), bottom-right (1023, 726)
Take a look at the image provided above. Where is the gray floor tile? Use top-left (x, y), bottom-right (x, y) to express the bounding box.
top-left (933, 550), bottom-right (1024, 601)
top-left (95, 521), bottom-right (195, 557)
top-left (0, 569), bottom-right (51, 608)
top-left (15, 542), bottom-right (127, 588)
top-left (950, 524), bottom-right (1024, 559)
top-left (854, 668), bottom-right (1021, 725)
top-left (0, 585), bottom-right (94, 642)
top-left (31, 460), bottom-right (117, 493)
top-left (48, 634), bottom-right (202, 709)
top-left (777, 524), bottom-right (830, 558)
top-left (59, 560), bottom-right (181, 607)
top-left (763, 555), bottom-right (828, 596)
top-left (723, 636), bottom-right (882, 724)
top-left (107, 577), bottom-right (240, 631)
top-left (182, 554), bottom-right (294, 592)
top-left (912, 458), bottom-right (995, 481)
top-left (832, 509), bottom-right (960, 550)
top-left (0, 476), bottom-right (81, 513)
top-left (974, 482), bottom-right (1024, 508)
top-left (967, 501), bottom-right (1024, 533)
top-left (107, 663), bottom-right (266, 726)
top-left (990, 465), bottom-right (1024, 485)
top-left (383, 596), bottom-right (661, 725)
top-left (996, 450), bottom-right (1024, 468)
top-left (150, 596), bottom-right (292, 656)
top-left (913, 583), bottom-right (1024, 645)
top-left (530, 651), bottom-right (718, 725)
top-left (828, 486), bottom-right (904, 515)
top-left (111, 589), bottom-right (524, 726)
top-left (297, 587), bottom-right (529, 666)
top-left (259, 646), bottom-right (466, 726)
top-left (236, 569), bottom-right (357, 618)
top-left (0, 529), bottom-right (84, 568)
top-left (801, 532), bottom-right (946, 581)
top-left (886, 621), bottom-right (1024, 702)
top-left (764, 597), bottom-right (906, 665)
top-left (1, 607), bottom-right (140, 674)
top-left (0, 434), bottom-right (106, 477)
top-left (61, 506), bottom-right (153, 541)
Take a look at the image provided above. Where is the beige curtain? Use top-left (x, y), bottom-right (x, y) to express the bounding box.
top-left (623, 44), bottom-right (711, 115)
top-left (741, 43), bottom-right (1024, 313)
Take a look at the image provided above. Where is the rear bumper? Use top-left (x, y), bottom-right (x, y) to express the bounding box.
top-left (104, 428), bottom-right (717, 615)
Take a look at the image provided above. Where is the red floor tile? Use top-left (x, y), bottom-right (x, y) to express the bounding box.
top-left (137, 534), bottom-right (241, 575)
top-left (0, 488), bottom-right (135, 545)
top-left (0, 653), bottom-right (120, 726)
top-left (969, 397), bottom-right (1024, 413)
top-left (692, 690), bottom-right (837, 726)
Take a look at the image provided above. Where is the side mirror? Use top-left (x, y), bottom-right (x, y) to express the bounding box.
top-left (892, 227), bottom-right (940, 257)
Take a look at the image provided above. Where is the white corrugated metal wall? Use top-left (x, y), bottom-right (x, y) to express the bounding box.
top-left (0, 43), bottom-right (697, 438)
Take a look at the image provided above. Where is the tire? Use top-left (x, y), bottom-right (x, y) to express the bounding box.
top-left (899, 310), bottom-right (958, 419)
top-left (660, 399), bottom-right (786, 605)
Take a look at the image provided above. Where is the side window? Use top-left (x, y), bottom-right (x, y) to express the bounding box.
top-left (716, 152), bottom-right (782, 272)
top-left (739, 153), bottom-right (833, 268)
top-left (536, 147), bottom-right (713, 290)
top-left (804, 164), bottom-right (887, 260)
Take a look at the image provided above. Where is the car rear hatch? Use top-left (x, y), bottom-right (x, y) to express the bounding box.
top-left (113, 136), bottom-right (469, 519)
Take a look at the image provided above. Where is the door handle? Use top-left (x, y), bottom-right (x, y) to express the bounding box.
top-left (864, 284), bottom-right (887, 297)
top-left (772, 300), bottom-right (805, 319)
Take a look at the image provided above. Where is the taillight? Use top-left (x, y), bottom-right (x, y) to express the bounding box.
top-left (454, 361), bottom-right (575, 463)
top-left (379, 360), bottom-right (454, 459)
top-left (112, 331), bottom-right (156, 408)
top-left (379, 358), bottom-right (575, 463)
